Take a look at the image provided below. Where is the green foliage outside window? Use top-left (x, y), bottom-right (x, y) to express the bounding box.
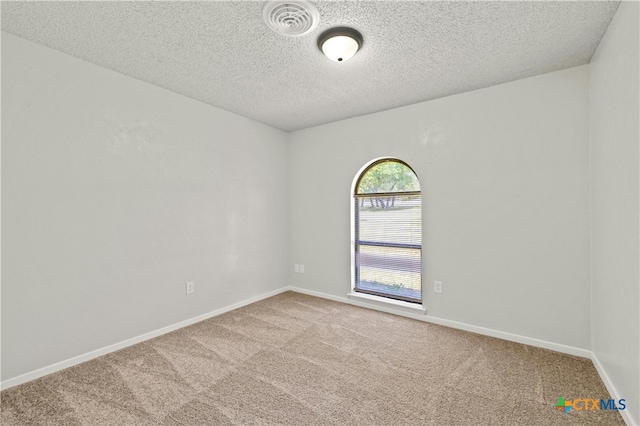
top-left (356, 161), bottom-right (419, 194)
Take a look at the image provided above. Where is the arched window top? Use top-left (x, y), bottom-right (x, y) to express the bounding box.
top-left (355, 159), bottom-right (420, 195)
top-left (352, 158), bottom-right (422, 304)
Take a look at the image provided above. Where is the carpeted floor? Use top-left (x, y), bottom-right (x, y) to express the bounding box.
top-left (0, 291), bottom-right (625, 425)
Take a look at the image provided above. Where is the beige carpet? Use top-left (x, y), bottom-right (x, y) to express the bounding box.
top-left (1, 291), bottom-right (625, 425)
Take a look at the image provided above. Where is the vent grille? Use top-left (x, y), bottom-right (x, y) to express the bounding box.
top-left (263, 1), bottom-right (319, 37)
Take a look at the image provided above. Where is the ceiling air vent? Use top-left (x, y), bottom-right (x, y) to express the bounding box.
top-left (263, 1), bottom-right (319, 37)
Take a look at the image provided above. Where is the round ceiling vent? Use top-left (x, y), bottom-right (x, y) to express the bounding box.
top-left (263, 1), bottom-right (319, 37)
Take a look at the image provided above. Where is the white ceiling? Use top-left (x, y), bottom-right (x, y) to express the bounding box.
top-left (1, 1), bottom-right (620, 132)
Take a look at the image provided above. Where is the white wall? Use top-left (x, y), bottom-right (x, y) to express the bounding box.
top-left (589, 2), bottom-right (640, 424)
top-left (4, 8), bottom-right (637, 418)
top-left (289, 65), bottom-right (591, 349)
top-left (1, 33), bottom-right (289, 381)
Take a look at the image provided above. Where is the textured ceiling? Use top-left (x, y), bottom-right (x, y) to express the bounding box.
top-left (1, 1), bottom-right (620, 132)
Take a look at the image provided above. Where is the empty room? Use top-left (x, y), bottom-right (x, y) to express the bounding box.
top-left (1, 1), bottom-right (638, 425)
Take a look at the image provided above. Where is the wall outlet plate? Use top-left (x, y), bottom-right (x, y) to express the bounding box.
top-left (186, 281), bottom-right (195, 295)
top-left (434, 281), bottom-right (442, 294)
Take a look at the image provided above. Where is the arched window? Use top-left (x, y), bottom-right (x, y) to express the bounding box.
top-left (353, 159), bottom-right (422, 304)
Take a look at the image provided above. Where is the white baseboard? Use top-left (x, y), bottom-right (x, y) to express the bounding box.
top-left (3, 284), bottom-right (632, 426)
top-left (286, 286), bottom-right (592, 359)
top-left (0, 287), bottom-right (288, 391)
top-left (591, 353), bottom-right (637, 426)
top-left (289, 287), bottom-right (639, 424)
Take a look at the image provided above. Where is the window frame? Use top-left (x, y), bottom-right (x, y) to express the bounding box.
top-left (351, 158), bottom-right (423, 305)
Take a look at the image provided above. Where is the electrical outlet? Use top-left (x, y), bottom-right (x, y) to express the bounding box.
top-left (434, 281), bottom-right (442, 294)
top-left (299, 264), bottom-right (305, 273)
top-left (186, 281), bottom-right (195, 295)
top-left (295, 264), bottom-right (300, 273)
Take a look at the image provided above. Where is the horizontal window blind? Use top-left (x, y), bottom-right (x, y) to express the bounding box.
top-left (355, 193), bottom-right (422, 303)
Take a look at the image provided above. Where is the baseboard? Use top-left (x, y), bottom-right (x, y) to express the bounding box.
top-left (591, 353), bottom-right (637, 426)
top-left (2, 282), bottom-right (623, 425)
top-left (286, 286), bottom-right (592, 359)
top-left (0, 287), bottom-right (289, 391)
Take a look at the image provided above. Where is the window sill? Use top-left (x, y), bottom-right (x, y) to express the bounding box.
top-left (347, 292), bottom-right (426, 315)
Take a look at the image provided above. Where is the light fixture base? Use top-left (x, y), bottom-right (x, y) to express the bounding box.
top-left (317, 27), bottom-right (363, 62)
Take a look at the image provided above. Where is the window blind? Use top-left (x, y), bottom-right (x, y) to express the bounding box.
top-left (354, 192), bottom-right (422, 303)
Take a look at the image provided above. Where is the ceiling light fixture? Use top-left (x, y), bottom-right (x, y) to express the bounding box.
top-left (317, 27), bottom-right (363, 62)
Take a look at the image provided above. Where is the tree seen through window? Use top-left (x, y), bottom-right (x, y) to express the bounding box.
top-left (354, 159), bottom-right (422, 303)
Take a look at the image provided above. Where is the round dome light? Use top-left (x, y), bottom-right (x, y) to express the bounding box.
top-left (317, 27), bottom-right (363, 62)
